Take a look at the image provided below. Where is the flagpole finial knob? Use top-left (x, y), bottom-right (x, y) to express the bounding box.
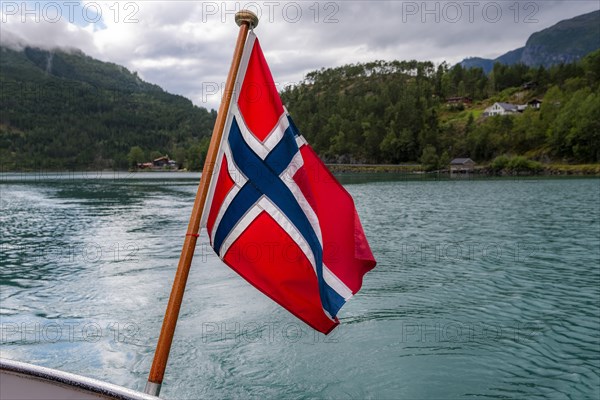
top-left (235, 10), bottom-right (259, 29)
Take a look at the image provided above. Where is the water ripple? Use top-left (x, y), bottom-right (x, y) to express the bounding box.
top-left (1, 176), bottom-right (599, 399)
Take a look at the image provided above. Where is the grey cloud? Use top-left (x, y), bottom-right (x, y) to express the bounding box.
top-left (2, 0), bottom-right (598, 110)
top-left (0, 16), bottom-right (95, 52)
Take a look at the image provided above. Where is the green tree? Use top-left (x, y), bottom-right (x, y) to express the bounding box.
top-left (185, 137), bottom-right (210, 171)
top-left (127, 146), bottom-right (145, 167)
top-left (550, 88), bottom-right (600, 161)
top-left (420, 145), bottom-right (439, 171)
top-left (438, 150), bottom-right (450, 170)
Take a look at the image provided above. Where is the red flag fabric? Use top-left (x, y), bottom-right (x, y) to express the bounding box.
top-left (201, 32), bottom-right (376, 334)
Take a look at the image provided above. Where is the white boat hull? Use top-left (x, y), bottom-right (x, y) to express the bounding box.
top-left (0, 358), bottom-right (158, 400)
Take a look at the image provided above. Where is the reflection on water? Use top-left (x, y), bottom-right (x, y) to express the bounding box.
top-left (1, 174), bottom-right (599, 399)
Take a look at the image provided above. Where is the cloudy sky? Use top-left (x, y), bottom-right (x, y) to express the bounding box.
top-left (1, 1), bottom-right (598, 110)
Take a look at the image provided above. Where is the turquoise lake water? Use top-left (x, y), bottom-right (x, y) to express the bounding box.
top-left (1, 173), bottom-right (599, 399)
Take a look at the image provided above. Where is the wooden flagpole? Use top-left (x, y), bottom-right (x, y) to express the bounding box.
top-left (144, 10), bottom-right (259, 397)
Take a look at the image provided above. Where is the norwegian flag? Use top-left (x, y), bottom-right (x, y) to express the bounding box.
top-left (201, 32), bottom-right (376, 334)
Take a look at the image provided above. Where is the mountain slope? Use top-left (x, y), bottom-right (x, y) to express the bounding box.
top-left (0, 46), bottom-right (216, 170)
top-left (522, 10), bottom-right (600, 66)
top-left (460, 10), bottom-right (599, 72)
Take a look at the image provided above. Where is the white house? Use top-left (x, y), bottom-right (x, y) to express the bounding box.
top-left (483, 102), bottom-right (519, 116)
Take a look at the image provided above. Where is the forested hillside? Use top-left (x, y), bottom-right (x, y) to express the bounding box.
top-left (0, 46), bottom-right (216, 170)
top-left (1, 45), bottom-right (598, 171)
top-left (280, 50), bottom-right (600, 166)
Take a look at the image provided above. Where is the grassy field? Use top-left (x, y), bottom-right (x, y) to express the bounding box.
top-left (543, 164), bottom-right (600, 175)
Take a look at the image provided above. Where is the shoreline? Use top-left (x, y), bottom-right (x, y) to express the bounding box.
top-left (326, 163), bottom-right (600, 176)
top-left (1, 164), bottom-right (599, 177)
